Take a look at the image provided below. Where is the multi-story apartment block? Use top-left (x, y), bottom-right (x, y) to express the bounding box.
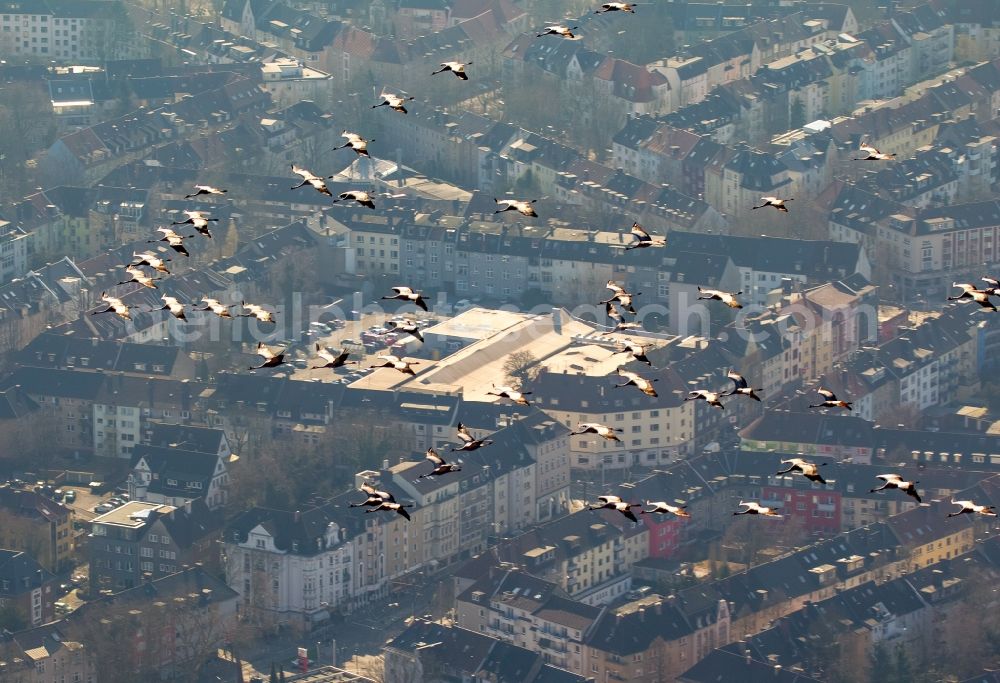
top-left (224, 501), bottom-right (364, 630)
top-left (491, 510), bottom-right (649, 605)
top-left (90, 500), bottom-right (221, 592)
top-left (0, 487), bottom-right (74, 573)
top-left (0, 0), bottom-right (126, 63)
top-left (0, 622), bottom-right (95, 683)
top-left (0, 549), bottom-right (57, 628)
top-left (456, 568), bottom-right (600, 676)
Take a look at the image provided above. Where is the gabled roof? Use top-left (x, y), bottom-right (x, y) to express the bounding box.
top-left (679, 648), bottom-right (822, 682)
top-left (666, 231), bottom-right (862, 280)
top-left (0, 549), bottom-right (54, 597)
top-left (131, 445), bottom-right (222, 494)
top-left (147, 423), bottom-right (228, 455)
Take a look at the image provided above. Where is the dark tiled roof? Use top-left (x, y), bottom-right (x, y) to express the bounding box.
top-left (666, 231), bottom-right (862, 280)
top-left (679, 648), bottom-right (822, 682)
top-left (0, 549), bottom-right (54, 597)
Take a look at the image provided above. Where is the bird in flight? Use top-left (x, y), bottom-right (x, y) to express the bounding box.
top-left (451, 422), bottom-right (493, 452)
top-left (596, 2), bottom-right (637, 12)
top-left (624, 222), bottom-right (665, 250)
top-left (614, 367), bottom-right (658, 397)
top-left (290, 164), bottom-right (333, 197)
top-left (751, 196), bottom-right (793, 212)
top-left (381, 286), bottom-right (429, 311)
top-left (416, 448), bottom-right (462, 479)
top-left (156, 295), bottom-right (187, 321)
top-left (494, 197), bottom-right (539, 217)
top-left (487, 385), bottom-right (532, 406)
top-left (948, 283), bottom-right (997, 312)
top-left (775, 458), bottom-right (827, 484)
top-left (239, 302), bottom-right (276, 323)
top-left (685, 389), bottom-right (725, 409)
top-left (116, 265), bottom-right (159, 289)
top-left (312, 345), bottom-right (355, 369)
top-left (373, 92), bottom-right (415, 114)
top-left (248, 343), bottom-right (286, 371)
top-left (615, 341), bottom-right (652, 366)
top-left (947, 499), bottom-right (997, 518)
top-left (148, 228), bottom-right (191, 257)
top-left (640, 501), bottom-right (689, 517)
top-left (333, 190), bottom-right (376, 210)
top-left (171, 210), bottom-right (217, 238)
top-left (131, 251), bottom-right (170, 274)
top-left (431, 61), bottom-right (472, 80)
top-left (588, 495), bottom-right (640, 522)
top-left (184, 184), bottom-right (227, 199)
top-left (537, 24), bottom-right (579, 39)
top-left (602, 302), bottom-right (642, 335)
top-left (601, 280), bottom-right (640, 314)
top-left (697, 286), bottom-right (742, 309)
top-left (386, 318), bottom-right (424, 342)
top-left (733, 501), bottom-right (782, 517)
top-left (332, 131), bottom-right (373, 157)
top-left (809, 387), bottom-right (852, 411)
top-left (870, 474), bottom-right (921, 503)
top-left (853, 142), bottom-right (895, 161)
top-left (195, 298), bottom-right (236, 319)
top-left (570, 423), bottom-right (623, 441)
top-left (724, 369), bottom-right (761, 401)
top-left (92, 292), bottom-right (132, 320)
top-left (370, 354), bottom-right (419, 376)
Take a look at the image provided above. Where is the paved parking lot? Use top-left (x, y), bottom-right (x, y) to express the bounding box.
top-left (59, 484), bottom-right (117, 522)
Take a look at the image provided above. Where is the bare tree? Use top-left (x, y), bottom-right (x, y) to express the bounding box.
top-left (503, 350), bottom-right (541, 390)
top-left (0, 82), bottom-right (55, 201)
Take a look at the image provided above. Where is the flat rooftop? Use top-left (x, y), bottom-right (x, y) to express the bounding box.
top-left (92, 501), bottom-right (175, 527)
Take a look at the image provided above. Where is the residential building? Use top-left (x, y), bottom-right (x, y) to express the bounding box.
top-left (490, 509), bottom-right (649, 605)
top-left (89, 500), bottom-right (222, 592)
top-left (0, 222), bottom-right (30, 285)
top-left (0, 549), bottom-right (57, 628)
top-left (223, 494), bottom-right (375, 629)
top-left (0, 622), bottom-right (94, 683)
top-left (455, 568), bottom-right (600, 675)
top-left (128, 442), bottom-right (231, 511)
top-left (0, 487), bottom-right (74, 573)
top-left (384, 620), bottom-right (592, 683)
top-left (0, 0), bottom-right (127, 63)
top-left (63, 566), bottom-right (239, 680)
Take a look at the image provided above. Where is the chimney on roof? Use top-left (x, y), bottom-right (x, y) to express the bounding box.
top-left (552, 308), bottom-right (562, 335)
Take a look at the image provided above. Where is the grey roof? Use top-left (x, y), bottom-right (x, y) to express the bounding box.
top-left (666, 231), bottom-right (862, 280)
top-left (147, 423), bottom-right (227, 454)
top-left (679, 648), bottom-right (822, 682)
top-left (0, 549), bottom-right (54, 597)
top-left (131, 445), bottom-right (222, 495)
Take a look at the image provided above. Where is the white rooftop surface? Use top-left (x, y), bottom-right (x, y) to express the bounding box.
top-left (541, 342), bottom-right (631, 377)
top-left (383, 308), bottom-right (617, 402)
top-left (423, 307), bottom-right (535, 343)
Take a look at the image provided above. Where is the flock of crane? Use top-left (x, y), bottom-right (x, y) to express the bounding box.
top-left (87, 10), bottom-right (1000, 526)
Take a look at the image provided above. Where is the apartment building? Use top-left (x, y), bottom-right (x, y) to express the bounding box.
top-left (90, 500), bottom-right (221, 591)
top-left (491, 509), bottom-right (649, 605)
top-left (0, 0), bottom-right (125, 62)
top-left (0, 549), bottom-right (57, 628)
top-left (456, 568), bottom-right (600, 675)
top-left (0, 487), bottom-right (74, 573)
top-left (0, 622), bottom-right (95, 683)
top-left (224, 499), bottom-right (366, 629)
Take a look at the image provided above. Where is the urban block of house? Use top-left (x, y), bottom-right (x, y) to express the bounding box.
top-left (0, 549), bottom-right (58, 629)
top-left (89, 499), bottom-right (223, 592)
